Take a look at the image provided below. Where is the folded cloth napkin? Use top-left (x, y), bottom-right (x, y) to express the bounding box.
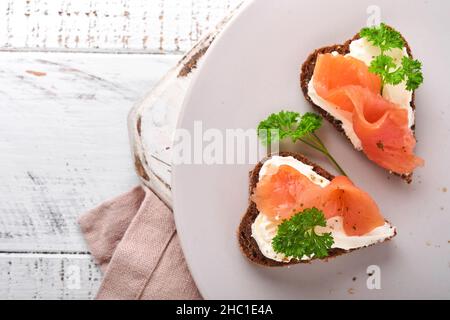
top-left (78, 186), bottom-right (202, 300)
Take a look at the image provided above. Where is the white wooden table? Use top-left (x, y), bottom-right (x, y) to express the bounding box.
top-left (0, 0), bottom-right (240, 300)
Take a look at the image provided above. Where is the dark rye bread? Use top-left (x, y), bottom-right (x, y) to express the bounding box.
top-left (237, 152), bottom-right (396, 267)
top-left (300, 27), bottom-right (415, 184)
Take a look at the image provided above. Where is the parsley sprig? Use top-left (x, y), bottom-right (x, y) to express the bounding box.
top-left (258, 111), bottom-right (347, 176)
top-left (360, 23), bottom-right (423, 91)
top-left (272, 208), bottom-right (334, 259)
top-left (360, 23), bottom-right (404, 52)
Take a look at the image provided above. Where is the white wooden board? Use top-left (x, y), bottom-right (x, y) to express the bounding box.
top-left (0, 0), bottom-right (242, 53)
top-left (0, 52), bottom-right (179, 298)
top-left (0, 253), bottom-right (101, 300)
top-left (0, 52), bottom-right (179, 253)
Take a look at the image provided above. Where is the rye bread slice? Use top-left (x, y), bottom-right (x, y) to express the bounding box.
top-left (300, 27), bottom-right (415, 184)
top-left (237, 152), bottom-right (396, 267)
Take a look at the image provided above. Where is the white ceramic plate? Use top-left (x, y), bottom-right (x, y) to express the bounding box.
top-left (173, 0), bottom-right (450, 299)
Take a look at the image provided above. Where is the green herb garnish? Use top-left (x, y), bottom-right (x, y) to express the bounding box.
top-left (360, 23), bottom-right (405, 52)
top-left (401, 56), bottom-right (424, 91)
top-left (360, 23), bottom-right (423, 91)
top-left (369, 55), bottom-right (404, 86)
top-left (272, 208), bottom-right (334, 259)
top-left (258, 111), bottom-right (347, 176)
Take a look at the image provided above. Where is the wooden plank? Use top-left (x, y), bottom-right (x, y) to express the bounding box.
top-left (0, 0), bottom-right (242, 53)
top-left (0, 253), bottom-right (101, 300)
top-left (0, 52), bottom-right (180, 252)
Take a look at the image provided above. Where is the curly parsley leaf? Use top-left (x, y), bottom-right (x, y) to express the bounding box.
top-left (360, 23), bottom-right (405, 53)
top-left (368, 55), bottom-right (424, 90)
top-left (293, 112), bottom-right (323, 140)
top-left (257, 111), bottom-right (300, 145)
top-left (257, 111), bottom-right (323, 145)
top-left (369, 55), bottom-right (404, 86)
top-left (361, 24), bottom-right (423, 91)
top-left (401, 57), bottom-right (424, 91)
top-left (272, 208), bottom-right (334, 259)
top-left (257, 111), bottom-right (347, 176)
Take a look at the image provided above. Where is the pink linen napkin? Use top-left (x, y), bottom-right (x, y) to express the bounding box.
top-left (78, 186), bottom-right (202, 300)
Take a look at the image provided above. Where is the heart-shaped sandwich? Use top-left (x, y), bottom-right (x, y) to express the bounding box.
top-left (238, 152), bottom-right (396, 267)
top-left (300, 24), bottom-right (424, 183)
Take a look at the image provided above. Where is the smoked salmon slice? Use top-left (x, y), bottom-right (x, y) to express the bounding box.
top-left (252, 165), bottom-right (385, 236)
top-left (345, 86), bottom-right (424, 174)
top-left (313, 54), bottom-right (382, 112)
top-left (313, 54), bottom-right (424, 174)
